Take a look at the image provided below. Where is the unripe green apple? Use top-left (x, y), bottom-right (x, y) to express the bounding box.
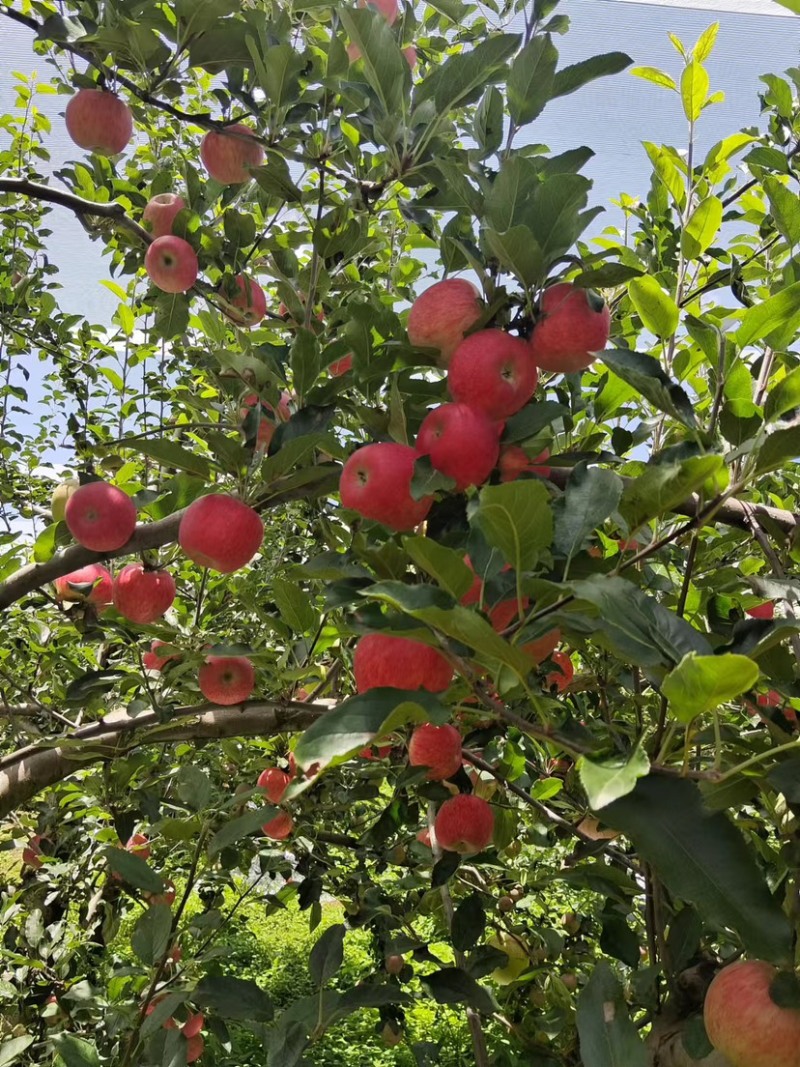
top-left (51, 478), bottom-right (79, 522)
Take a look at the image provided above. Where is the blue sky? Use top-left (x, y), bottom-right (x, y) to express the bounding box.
top-left (0, 0), bottom-right (797, 327)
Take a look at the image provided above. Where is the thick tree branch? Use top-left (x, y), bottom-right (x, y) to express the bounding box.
top-left (0, 178), bottom-right (153, 244)
top-left (0, 699), bottom-right (323, 819)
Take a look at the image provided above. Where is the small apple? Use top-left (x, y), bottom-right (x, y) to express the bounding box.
top-left (403, 45), bottom-right (417, 68)
top-left (498, 445), bottom-right (551, 483)
top-left (262, 811), bottom-right (294, 840)
top-left (51, 478), bottom-right (79, 522)
top-left (407, 278), bottom-right (483, 366)
top-left (329, 353), bottom-right (353, 376)
top-left (359, 0), bottom-right (398, 22)
top-left (200, 123), bottom-right (264, 184)
top-left (144, 235), bottom-right (198, 293)
top-left (199, 655), bottom-right (255, 705)
top-left (434, 794), bottom-right (494, 854)
top-left (179, 494), bottom-right (263, 573)
top-left (386, 954), bottom-right (405, 976)
top-left (521, 628), bottom-right (562, 665)
top-left (54, 563), bottom-right (113, 606)
top-left (354, 632), bottom-right (454, 693)
top-left (498, 895), bottom-right (515, 913)
top-left (448, 329), bottom-right (539, 419)
top-left (65, 88), bottom-right (133, 155)
top-left (560, 972), bottom-right (578, 992)
top-left (528, 283), bottom-right (611, 374)
top-left (408, 723), bottom-right (462, 780)
top-left (257, 767), bottom-right (291, 803)
top-left (416, 827), bottom-right (432, 848)
top-left (142, 193), bottom-right (186, 237)
top-left (182, 1012), bottom-right (204, 1039)
top-left (143, 640), bottom-right (180, 672)
top-left (489, 932), bottom-right (529, 985)
top-left (146, 878), bottom-right (176, 907)
top-left (415, 403), bottom-right (499, 490)
top-left (746, 601), bottom-right (775, 620)
top-left (185, 1032), bottom-right (204, 1063)
top-left (64, 481), bottom-right (137, 552)
top-left (219, 274), bottom-right (267, 327)
top-left (381, 1021), bottom-right (403, 1047)
top-left (112, 563), bottom-right (176, 623)
top-left (339, 442), bottom-right (433, 531)
top-left (126, 832), bottom-right (150, 860)
top-left (460, 557), bottom-right (529, 633)
top-left (22, 834), bottom-right (45, 869)
top-left (546, 650), bottom-right (574, 693)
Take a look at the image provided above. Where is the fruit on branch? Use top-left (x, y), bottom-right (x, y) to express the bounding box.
top-left (199, 655), bottom-right (255, 705)
top-left (521, 628), bottom-right (562, 665)
top-left (460, 557), bottom-right (529, 633)
top-left (143, 640), bottom-right (180, 672)
top-left (546, 650), bottom-right (574, 692)
top-left (51, 478), bottom-right (79, 522)
top-left (359, 0), bottom-right (399, 22)
top-left (746, 601), bottom-right (774, 619)
top-left (448, 330), bottom-right (539, 419)
top-left (407, 278), bottom-right (483, 366)
top-left (144, 235), bottom-right (198, 294)
top-left (240, 391), bottom-right (291, 451)
top-left (182, 1012), bottom-right (204, 1039)
top-left (498, 895), bottom-right (515, 913)
top-left (498, 445), bottom-right (551, 483)
top-left (142, 193), bottom-right (186, 237)
top-left (65, 88), bottom-right (133, 155)
top-left (415, 403), bottom-right (500, 490)
top-left (434, 793), bottom-right (494, 854)
top-left (146, 878), bottom-right (176, 907)
top-left (403, 45), bottom-right (418, 68)
top-left (386, 954), bottom-right (405, 976)
top-left (257, 767), bottom-right (291, 803)
top-left (145, 997), bottom-right (177, 1030)
top-left (126, 833), bottom-right (151, 860)
top-left (179, 494), bottom-right (264, 573)
top-left (704, 959), bottom-right (800, 1067)
top-left (329, 353), bottom-right (353, 376)
top-left (200, 123), bottom-right (264, 184)
top-left (359, 743), bottom-right (393, 760)
top-left (354, 633), bottom-right (454, 693)
top-left (262, 811), bottom-right (294, 840)
top-left (53, 563), bottom-right (113, 606)
top-left (65, 481), bottom-right (137, 552)
top-left (408, 723), bottom-right (462, 780)
top-left (112, 564), bottom-right (176, 624)
top-left (185, 1033), bottom-right (204, 1063)
top-left (22, 834), bottom-right (46, 869)
top-left (489, 931), bottom-right (529, 985)
top-left (340, 442), bottom-right (433, 531)
top-left (219, 274), bottom-right (267, 327)
top-left (528, 283), bottom-right (611, 374)
top-left (381, 1022), bottom-right (403, 1048)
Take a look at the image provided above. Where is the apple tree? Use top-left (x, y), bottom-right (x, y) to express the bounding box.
top-left (1, 1), bottom-right (800, 1065)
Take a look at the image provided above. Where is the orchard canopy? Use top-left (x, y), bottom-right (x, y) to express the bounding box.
top-left (2, 0), bottom-right (800, 1065)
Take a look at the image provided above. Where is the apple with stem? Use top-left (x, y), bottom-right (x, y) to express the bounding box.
top-left (65, 88), bottom-right (133, 155)
top-left (528, 283), bottom-right (611, 373)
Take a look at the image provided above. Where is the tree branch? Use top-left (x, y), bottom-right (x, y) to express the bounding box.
top-left (0, 178), bottom-right (153, 245)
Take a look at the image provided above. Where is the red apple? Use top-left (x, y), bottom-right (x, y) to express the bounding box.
top-left (447, 329), bottom-right (538, 419)
top-left (257, 767), bottom-right (291, 803)
top-left (403, 45), bottom-right (417, 68)
top-left (143, 640), bottom-right (180, 672)
top-left (434, 794), bottom-right (494, 854)
top-left (359, 744), bottom-right (393, 760)
top-left (113, 564), bottom-right (176, 624)
top-left (415, 403), bottom-right (499, 490)
top-left (746, 601), bottom-right (774, 619)
top-left (126, 832), bottom-right (150, 860)
top-left (498, 445), bottom-right (551, 482)
top-left (354, 633), bottom-right (454, 693)
top-left (179, 494), bottom-right (264, 573)
top-left (408, 723), bottom-right (462, 780)
top-left (339, 442), bottom-right (433, 531)
top-left (546, 650), bottom-right (574, 692)
top-left (199, 655), bottom-right (255, 705)
top-left (358, 0), bottom-right (398, 22)
top-left (54, 563), bottom-right (113, 606)
top-left (144, 235), bottom-right (198, 293)
top-left (262, 811), bottom-right (294, 840)
top-left (182, 1012), bottom-right (204, 1039)
top-left (521, 628), bottom-right (562, 664)
top-left (386, 954), bottom-right (405, 975)
top-left (460, 557), bottom-right (529, 632)
top-left (65, 88), bottom-right (133, 155)
top-left (146, 878), bottom-right (176, 907)
top-left (22, 834), bottom-right (45, 869)
top-left (65, 481), bottom-right (137, 552)
top-left (219, 274), bottom-right (267, 327)
top-left (329, 353), bottom-right (353, 376)
top-left (200, 123), bottom-right (264, 184)
top-left (407, 278), bottom-right (483, 365)
top-left (145, 997), bottom-right (177, 1030)
top-left (142, 193), bottom-right (185, 237)
top-left (416, 827), bottom-right (432, 848)
top-left (185, 1033), bottom-right (204, 1063)
top-left (240, 391), bottom-right (291, 451)
top-left (528, 283), bottom-right (611, 374)
top-left (704, 960), bottom-right (800, 1067)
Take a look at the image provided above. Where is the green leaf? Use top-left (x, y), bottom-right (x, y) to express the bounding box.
top-left (272, 576), bottom-right (318, 633)
top-left (485, 156), bottom-right (541, 233)
top-left (628, 276), bottom-right (679, 339)
top-left (662, 652), bottom-right (760, 723)
top-left (471, 480), bottom-right (553, 573)
top-left (423, 968), bottom-right (496, 1015)
top-left (253, 151), bottom-right (303, 202)
top-left (756, 427), bottom-right (800, 474)
top-left (309, 924), bottom-right (346, 987)
top-left (52, 1035), bottom-right (101, 1067)
top-left (290, 328), bottom-right (320, 399)
top-left (568, 575), bottom-right (711, 670)
top-left (294, 688), bottom-right (448, 772)
top-left (553, 464), bottom-right (623, 560)
top-left (452, 893), bottom-right (486, 952)
top-left (681, 196), bottom-right (722, 259)
top-left (116, 436), bottom-right (211, 478)
top-left (103, 848), bottom-right (164, 894)
top-left (643, 142), bottom-right (686, 210)
top-left (631, 66), bottom-right (677, 91)
top-left (576, 962), bottom-right (649, 1067)
top-left (472, 86), bottom-right (504, 156)
top-left (507, 34), bottom-right (558, 125)
top-left (618, 455), bottom-right (724, 529)
top-left (681, 59), bottom-right (709, 121)
top-left (772, 0), bottom-right (800, 12)
top-left (693, 22), bottom-right (719, 62)
top-left (132, 904), bottom-right (173, 966)
top-left (403, 536), bottom-right (474, 599)
top-left (416, 34), bottom-right (520, 115)
top-left (484, 226), bottom-right (545, 288)
top-left (208, 805), bottom-right (277, 857)
top-left (767, 757), bottom-right (800, 802)
top-left (64, 669), bottom-right (127, 706)
top-left (764, 176), bottom-right (800, 245)
top-left (194, 976), bottom-right (273, 1022)
top-left (603, 776), bottom-right (792, 964)
top-left (600, 348), bottom-right (696, 428)
top-left (339, 8), bottom-right (409, 117)
top-left (0, 1037), bottom-right (34, 1067)
top-left (578, 746), bottom-right (650, 810)
top-left (552, 51), bottom-right (632, 99)
top-left (529, 174), bottom-right (596, 266)
top-left (765, 365), bottom-right (800, 422)
top-left (735, 283), bottom-right (800, 347)
top-left (176, 765), bottom-right (213, 811)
